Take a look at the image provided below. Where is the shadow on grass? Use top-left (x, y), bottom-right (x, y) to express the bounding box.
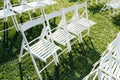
top-left (19, 62), bottom-right (24, 80)
top-left (88, 4), bottom-right (104, 14)
top-left (0, 32), bottom-right (21, 64)
top-left (51, 37), bottom-right (100, 80)
top-left (83, 37), bottom-right (100, 62)
top-left (69, 0), bottom-right (78, 2)
top-left (111, 14), bottom-right (120, 27)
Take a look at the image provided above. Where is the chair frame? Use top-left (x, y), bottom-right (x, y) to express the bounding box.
top-left (44, 10), bottom-right (75, 52)
top-left (83, 32), bottom-right (120, 80)
top-left (62, 1), bottom-right (95, 43)
top-left (19, 16), bottom-right (60, 80)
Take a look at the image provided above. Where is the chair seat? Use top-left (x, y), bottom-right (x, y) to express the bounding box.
top-left (25, 1), bottom-right (46, 8)
top-left (100, 59), bottom-right (120, 79)
top-left (13, 4), bottom-right (32, 13)
top-left (66, 21), bottom-right (87, 35)
top-left (52, 29), bottom-right (75, 46)
top-left (0, 9), bottom-right (15, 19)
top-left (108, 2), bottom-right (120, 9)
top-left (77, 18), bottom-right (96, 28)
top-left (29, 39), bottom-right (60, 62)
top-left (42, 0), bottom-right (57, 5)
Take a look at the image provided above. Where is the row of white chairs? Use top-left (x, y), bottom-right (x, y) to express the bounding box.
top-left (83, 32), bottom-right (120, 80)
top-left (0, 0), bottom-right (57, 32)
top-left (18, 1), bottom-right (96, 80)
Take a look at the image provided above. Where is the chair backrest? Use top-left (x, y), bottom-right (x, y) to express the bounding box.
top-left (98, 59), bottom-right (120, 80)
top-left (109, 0), bottom-right (120, 4)
top-left (19, 16), bottom-right (49, 45)
top-left (3, 0), bottom-right (14, 13)
top-left (20, 17), bottom-right (45, 32)
top-left (45, 10), bottom-right (66, 31)
top-left (76, 1), bottom-right (88, 19)
top-left (62, 5), bottom-right (78, 23)
top-left (108, 33), bottom-right (120, 60)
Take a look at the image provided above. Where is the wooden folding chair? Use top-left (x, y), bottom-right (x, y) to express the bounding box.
top-left (62, 5), bottom-right (85, 43)
top-left (107, 32), bottom-right (120, 60)
top-left (83, 33), bottom-right (120, 80)
top-left (23, 0), bottom-right (46, 11)
top-left (25, 0), bottom-right (57, 23)
top-left (19, 16), bottom-right (61, 80)
top-left (98, 54), bottom-right (120, 80)
top-left (12, 0), bottom-right (33, 21)
top-left (0, 0), bottom-right (18, 30)
top-left (44, 10), bottom-right (75, 53)
top-left (75, 1), bottom-right (96, 36)
top-left (83, 53), bottom-right (115, 80)
top-left (101, 0), bottom-right (120, 15)
top-left (62, 2), bottom-right (95, 43)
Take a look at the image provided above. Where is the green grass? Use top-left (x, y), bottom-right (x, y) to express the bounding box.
top-left (0, 0), bottom-right (120, 80)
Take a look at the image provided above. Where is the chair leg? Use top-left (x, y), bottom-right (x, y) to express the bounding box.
top-left (67, 42), bottom-right (71, 53)
top-left (28, 11), bottom-right (32, 21)
top-left (78, 33), bottom-right (82, 43)
top-left (53, 53), bottom-right (58, 66)
top-left (88, 29), bottom-right (90, 37)
top-left (55, 52), bottom-right (59, 64)
top-left (98, 69), bottom-right (102, 80)
top-left (30, 53), bottom-right (43, 80)
top-left (19, 40), bottom-right (24, 62)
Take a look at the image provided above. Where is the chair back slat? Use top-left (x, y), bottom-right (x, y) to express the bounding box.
top-left (62, 5), bottom-right (76, 14)
top-left (76, 1), bottom-right (88, 19)
top-left (45, 11), bottom-right (62, 20)
top-left (77, 1), bottom-right (87, 9)
top-left (20, 16), bottom-right (44, 32)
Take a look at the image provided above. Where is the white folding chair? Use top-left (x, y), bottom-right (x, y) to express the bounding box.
top-left (75, 1), bottom-right (96, 36)
top-left (107, 0), bottom-right (120, 9)
top-left (83, 33), bottom-right (120, 80)
top-left (82, 53), bottom-right (112, 80)
top-left (62, 5), bottom-right (85, 43)
top-left (0, 0), bottom-right (19, 31)
top-left (44, 11), bottom-right (75, 53)
top-left (42, 0), bottom-right (57, 5)
top-left (19, 16), bottom-right (61, 80)
top-left (101, 0), bottom-right (120, 15)
top-left (107, 32), bottom-right (120, 60)
top-left (21, 0), bottom-right (57, 19)
top-left (108, 0), bottom-right (120, 16)
top-left (83, 53), bottom-right (116, 80)
top-left (62, 2), bottom-right (95, 43)
top-left (98, 54), bottom-right (120, 80)
top-left (24, 0), bottom-right (45, 10)
top-left (12, 0), bottom-right (33, 20)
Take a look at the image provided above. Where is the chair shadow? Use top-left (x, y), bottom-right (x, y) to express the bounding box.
top-left (83, 37), bottom-right (100, 63)
top-left (69, 0), bottom-right (78, 2)
top-left (111, 14), bottom-right (120, 27)
top-left (54, 65), bottom-right (60, 80)
top-left (0, 30), bottom-right (21, 64)
top-left (54, 37), bottom-right (99, 79)
top-left (19, 62), bottom-right (24, 80)
top-left (88, 4), bottom-right (104, 14)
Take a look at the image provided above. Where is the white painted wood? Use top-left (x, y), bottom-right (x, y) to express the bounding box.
top-left (83, 32), bottom-right (120, 80)
top-left (45, 10), bottom-right (75, 52)
top-left (12, 4), bottom-right (32, 13)
top-left (62, 1), bottom-right (96, 43)
top-left (19, 16), bottom-right (61, 80)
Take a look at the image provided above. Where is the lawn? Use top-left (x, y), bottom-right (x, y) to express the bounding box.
top-left (0, 0), bottom-right (120, 80)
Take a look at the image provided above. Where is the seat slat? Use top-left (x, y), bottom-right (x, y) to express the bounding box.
top-left (31, 40), bottom-right (51, 53)
top-left (30, 39), bottom-right (60, 62)
top-left (52, 29), bottom-right (75, 46)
